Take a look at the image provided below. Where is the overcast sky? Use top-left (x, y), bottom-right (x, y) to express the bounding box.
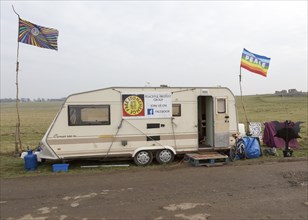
top-left (1, 1), bottom-right (307, 99)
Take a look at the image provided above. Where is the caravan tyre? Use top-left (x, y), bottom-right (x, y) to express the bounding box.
top-left (134, 150), bottom-right (153, 166)
top-left (156, 149), bottom-right (174, 164)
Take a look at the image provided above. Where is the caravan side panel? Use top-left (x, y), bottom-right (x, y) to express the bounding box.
top-left (40, 87), bottom-right (238, 159)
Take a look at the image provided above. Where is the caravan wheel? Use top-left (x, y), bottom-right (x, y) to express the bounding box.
top-left (156, 149), bottom-right (174, 164)
top-left (134, 151), bottom-right (153, 166)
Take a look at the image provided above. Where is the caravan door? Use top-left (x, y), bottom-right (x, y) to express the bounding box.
top-left (214, 97), bottom-right (230, 147)
top-left (197, 96), bottom-right (214, 148)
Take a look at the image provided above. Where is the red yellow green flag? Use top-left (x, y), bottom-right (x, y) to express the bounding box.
top-left (240, 48), bottom-right (270, 77)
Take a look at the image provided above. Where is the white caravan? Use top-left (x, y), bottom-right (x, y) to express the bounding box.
top-left (38, 86), bottom-right (238, 165)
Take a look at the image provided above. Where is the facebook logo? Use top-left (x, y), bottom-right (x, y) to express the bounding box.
top-left (147, 108), bottom-right (154, 115)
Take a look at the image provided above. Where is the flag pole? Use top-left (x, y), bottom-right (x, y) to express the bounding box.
top-left (12, 5), bottom-right (22, 155)
top-left (239, 67), bottom-right (250, 135)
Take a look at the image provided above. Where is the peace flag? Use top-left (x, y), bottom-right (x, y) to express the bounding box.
top-left (240, 48), bottom-right (271, 77)
top-left (18, 18), bottom-right (59, 50)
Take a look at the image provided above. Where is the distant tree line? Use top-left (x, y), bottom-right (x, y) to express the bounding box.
top-left (274, 89), bottom-right (307, 96)
top-left (0, 97), bottom-right (66, 103)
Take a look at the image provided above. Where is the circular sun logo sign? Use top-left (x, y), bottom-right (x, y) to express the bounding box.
top-left (123, 95), bottom-right (144, 116)
top-left (31, 27), bottom-right (40, 36)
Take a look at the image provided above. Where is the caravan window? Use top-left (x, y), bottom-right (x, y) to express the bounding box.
top-left (172, 104), bottom-right (181, 117)
top-left (68, 105), bottom-right (110, 126)
top-left (216, 98), bottom-right (227, 114)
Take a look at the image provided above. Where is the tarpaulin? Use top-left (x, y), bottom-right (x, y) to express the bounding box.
top-left (242, 137), bottom-right (261, 159)
top-left (263, 122), bottom-right (299, 148)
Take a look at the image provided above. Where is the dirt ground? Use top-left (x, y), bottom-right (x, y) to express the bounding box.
top-left (1, 160), bottom-right (307, 220)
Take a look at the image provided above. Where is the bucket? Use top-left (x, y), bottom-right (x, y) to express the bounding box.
top-left (24, 150), bottom-right (38, 171)
top-left (52, 164), bottom-right (69, 172)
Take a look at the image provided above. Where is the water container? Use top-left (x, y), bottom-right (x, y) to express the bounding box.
top-left (24, 150), bottom-right (38, 171)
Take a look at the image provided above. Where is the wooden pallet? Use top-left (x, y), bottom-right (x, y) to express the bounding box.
top-left (185, 152), bottom-right (229, 167)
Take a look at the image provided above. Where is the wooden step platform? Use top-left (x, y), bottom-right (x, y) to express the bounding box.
top-left (185, 152), bottom-right (229, 167)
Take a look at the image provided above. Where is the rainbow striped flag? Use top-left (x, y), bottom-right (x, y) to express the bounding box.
top-left (18, 18), bottom-right (59, 50)
top-left (240, 48), bottom-right (270, 77)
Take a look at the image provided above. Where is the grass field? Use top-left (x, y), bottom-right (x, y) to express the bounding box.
top-left (1, 101), bottom-right (62, 153)
top-left (236, 95), bottom-right (307, 150)
top-left (0, 95), bottom-right (307, 178)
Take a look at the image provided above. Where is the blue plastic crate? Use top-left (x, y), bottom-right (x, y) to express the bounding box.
top-left (52, 164), bottom-right (69, 172)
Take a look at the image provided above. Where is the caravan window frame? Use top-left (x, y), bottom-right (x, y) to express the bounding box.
top-left (172, 104), bottom-right (181, 117)
top-left (68, 105), bottom-right (111, 126)
top-left (216, 97), bottom-right (227, 114)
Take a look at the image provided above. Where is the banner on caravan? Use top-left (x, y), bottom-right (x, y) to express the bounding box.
top-left (122, 92), bottom-right (172, 118)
